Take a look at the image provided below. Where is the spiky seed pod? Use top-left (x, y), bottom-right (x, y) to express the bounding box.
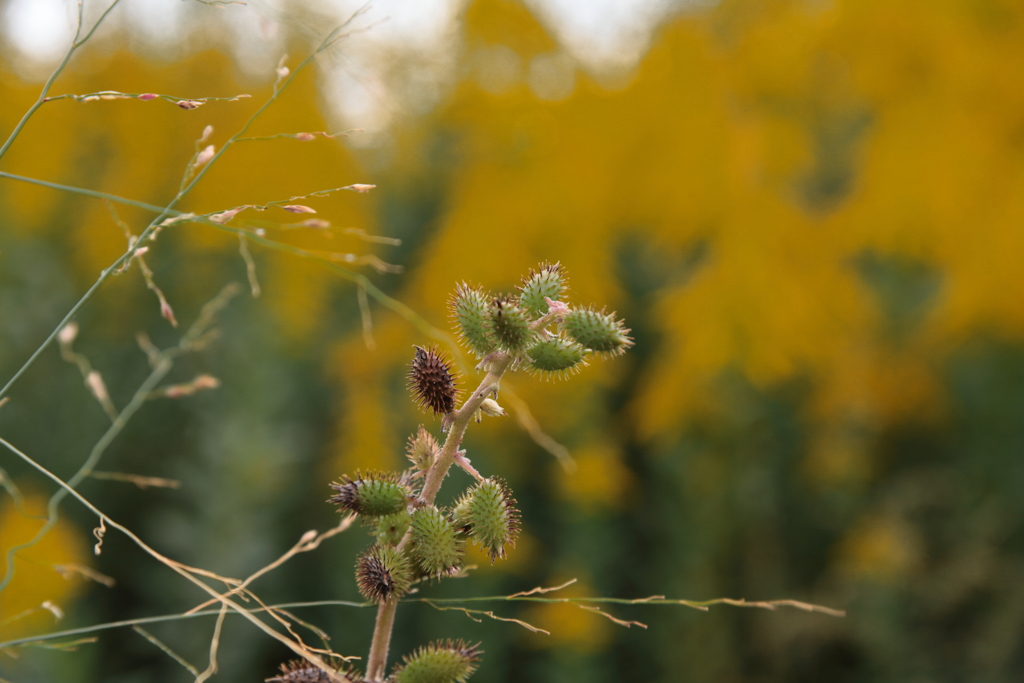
top-left (410, 505), bottom-right (463, 577)
top-left (518, 262), bottom-right (565, 317)
top-left (449, 494), bottom-right (473, 535)
top-left (375, 510), bottom-right (412, 547)
top-left (562, 307), bottom-right (634, 357)
top-left (265, 660), bottom-right (332, 683)
top-left (449, 284), bottom-right (498, 357)
top-left (487, 297), bottom-right (533, 352)
top-left (266, 660), bottom-right (360, 683)
top-left (525, 335), bottom-right (588, 380)
top-left (329, 472), bottom-right (411, 517)
top-left (391, 640), bottom-right (482, 683)
top-left (406, 425), bottom-right (439, 471)
top-left (460, 478), bottom-right (520, 562)
top-left (409, 346), bottom-right (460, 415)
top-left (355, 544), bottom-right (413, 603)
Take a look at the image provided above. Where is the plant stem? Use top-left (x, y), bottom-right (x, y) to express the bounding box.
top-left (363, 353), bottom-right (514, 682)
top-left (0, 0), bottom-right (125, 163)
top-left (365, 598), bottom-right (399, 681)
top-left (0, 285), bottom-right (238, 593)
top-left (0, 7), bottom-right (370, 403)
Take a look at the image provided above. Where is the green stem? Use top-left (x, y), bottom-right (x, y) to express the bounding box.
top-left (0, 171), bottom-right (169, 212)
top-left (0, 9), bottom-right (372, 402)
top-left (0, 437), bottom-right (348, 682)
top-left (0, 600), bottom-right (367, 651)
top-left (0, 0), bottom-right (125, 163)
top-left (0, 172), bottom-right (453, 402)
top-left (0, 284), bottom-right (238, 593)
top-left (0, 350), bottom-right (172, 592)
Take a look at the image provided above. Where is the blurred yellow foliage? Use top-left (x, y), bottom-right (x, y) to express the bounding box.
top-left (801, 426), bottom-right (873, 490)
top-left (835, 513), bottom-right (924, 584)
top-left (326, 0), bottom-right (1024, 492)
top-left (0, 491), bottom-right (89, 641)
top-left (1, 47), bottom-right (372, 344)
top-left (1, 0), bottom-right (1020, 482)
top-left (555, 443), bottom-right (635, 512)
top-left (4, 0), bottom-right (1023, 665)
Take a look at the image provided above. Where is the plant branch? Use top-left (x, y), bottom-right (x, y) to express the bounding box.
top-left (0, 284), bottom-right (239, 592)
top-left (364, 353), bottom-right (514, 682)
top-left (0, 356), bottom-right (172, 591)
top-left (0, 0), bottom-right (125, 163)
top-left (0, 602), bottom-right (368, 652)
top-left (0, 172), bottom-right (450, 401)
top-left (0, 6), bottom-right (370, 403)
top-left (0, 437), bottom-right (352, 682)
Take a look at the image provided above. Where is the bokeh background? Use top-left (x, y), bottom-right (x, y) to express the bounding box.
top-left (3, 0), bottom-right (1024, 681)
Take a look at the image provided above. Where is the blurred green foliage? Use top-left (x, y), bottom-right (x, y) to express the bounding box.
top-left (2, 0), bottom-right (1024, 682)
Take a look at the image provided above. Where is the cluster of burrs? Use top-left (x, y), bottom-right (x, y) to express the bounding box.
top-left (334, 459), bottom-right (521, 596)
top-left (449, 262), bottom-right (633, 380)
top-left (268, 263), bottom-right (631, 683)
top-left (267, 640), bottom-right (481, 683)
top-left (311, 430), bottom-right (511, 683)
